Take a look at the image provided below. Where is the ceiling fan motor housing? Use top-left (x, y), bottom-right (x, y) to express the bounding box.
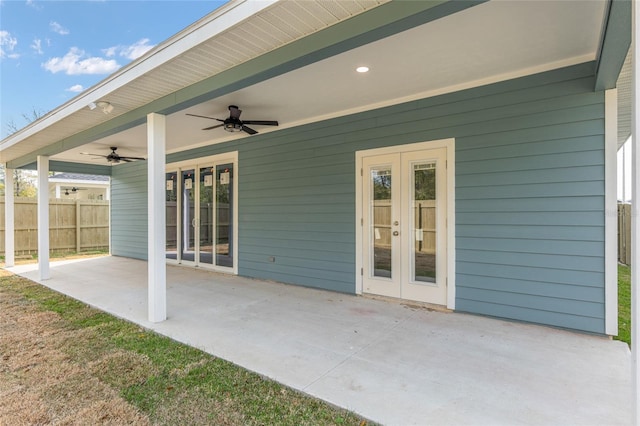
top-left (224, 118), bottom-right (244, 132)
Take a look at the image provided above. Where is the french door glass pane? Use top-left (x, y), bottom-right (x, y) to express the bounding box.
top-left (165, 171), bottom-right (178, 260)
top-left (371, 167), bottom-right (392, 278)
top-left (413, 162), bottom-right (436, 282)
top-left (216, 164), bottom-right (233, 267)
top-left (199, 166), bottom-right (214, 265)
top-left (181, 169), bottom-right (195, 262)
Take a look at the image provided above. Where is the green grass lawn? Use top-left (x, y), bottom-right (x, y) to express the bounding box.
top-left (617, 264), bottom-right (631, 346)
top-left (0, 272), bottom-right (371, 425)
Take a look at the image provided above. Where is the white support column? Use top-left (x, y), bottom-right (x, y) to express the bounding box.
top-left (632, 1), bottom-right (640, 423)
top-left (4, 168), bottom-right (15, 268)
top-left (37, 156), bottom-right (50, 280)
top-left (605, 89), bottom-right (618, 336)
top-left (147, 113), bottom-right (166, 323)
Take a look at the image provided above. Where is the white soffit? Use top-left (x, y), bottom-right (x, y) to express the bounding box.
top-left (0, 0), bottom-right (388, 164)
top-left (53, 0), bottom-right (607, 165)
top-left (617, 47), bottom-right (632, 148)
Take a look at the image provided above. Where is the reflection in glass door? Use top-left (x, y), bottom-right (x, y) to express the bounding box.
top-left (165, 172), bottom-right (178, 260)
top-left (371, 167), bottom-right (393, 278)
top-left (181, 169), bottom-right (196, 263)
top-left (216, 164), bottom-right (233, 267)
top-left (199, 166), bottom-right (214, 266)
top-left (412, 162), bottom-right (436, 283)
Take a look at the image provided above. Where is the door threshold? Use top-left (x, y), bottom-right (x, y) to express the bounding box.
top-left (361, 293), bottom-right (452, 313)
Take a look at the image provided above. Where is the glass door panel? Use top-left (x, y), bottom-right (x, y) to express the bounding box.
top-left (165, 171), bottom-right (178, 260)
top-left (361, 147), bottom-right (447, 305)
top-left (199, 166), bottom-right (214, 265)
top-left (216, 164), bottom-right (233, 267)
top-left (181, 169), bottom-right (195, 262)
top-left (371, 167), bottom-right (392, 278)
top-left (412, 162), bottom-right (436, 283)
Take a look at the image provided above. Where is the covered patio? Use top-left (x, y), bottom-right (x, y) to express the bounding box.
top-left (7, 256), bottom-right (631, 425)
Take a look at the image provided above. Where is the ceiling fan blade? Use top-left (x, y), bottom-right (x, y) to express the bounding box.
top-left (202, 124), bottom-right (224, 131)
top-left (186, 113), bottom-right (224, 122)
top-left (120, 156), bottom-right (146, 161)
top-left (242, 125), bottom-right (258, 135)
top-left (242, 120), bottom-right (278, 126)
top-left (81, 152), bottom-right (109, 158)
top-left (229, 105), bottom-right (242, 120)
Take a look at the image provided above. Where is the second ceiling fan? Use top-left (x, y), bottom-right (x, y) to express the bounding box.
top-left (187, 105), bottom-right (278, 135)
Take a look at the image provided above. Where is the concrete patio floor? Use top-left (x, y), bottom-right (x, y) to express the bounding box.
top-left (6, 256), bottom-right (632, 425)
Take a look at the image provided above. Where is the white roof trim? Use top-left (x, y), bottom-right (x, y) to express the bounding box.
top-left (0, 0), bottom-right (278, 153)
top-left (49, 179), bottom-right (109, 186)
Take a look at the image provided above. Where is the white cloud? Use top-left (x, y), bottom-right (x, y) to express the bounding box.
top-left (103, 38), bottom-right (154, 60)
top-left (26, 0), bottom-right (41, 10)
top-left (66, 84), bottom-right (84, 93)
top-left (50, 21), bottom-right (69, 35)
top-left (42, 47), bottom-right (120, 75)
top-left (0, 30), bottom-right (19, 59)
top-left (102, 46), bottom-right (117, 57)
top-left (30, 38), bottom-right (43, 54)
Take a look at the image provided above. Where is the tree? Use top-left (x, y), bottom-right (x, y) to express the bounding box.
top-left (5, 107), bottom-right (46, 135)
top-left (2, 107), bottom-right (45, 197)
top-left (0, 165), bottom-right (37, 197)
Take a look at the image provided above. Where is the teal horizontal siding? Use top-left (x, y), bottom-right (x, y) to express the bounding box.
top-left (457, 274), bottom-right (603, 303)
top-left (110, 161), bottom-right (147, 260)
top-left (456, 237), bottom-right (604, 257)
top-left (457, 166), bottom-right (604, 187)
top-left (457, 299), bottom-right (604, 333)
top-left (457, 261), bottom-right (604, 287)
top-left (109, 61), bottom-right (606, 333)
top-left (456, 249), bottom-right (603, 272)
top-left (456, 196), bottom-right (603, 212)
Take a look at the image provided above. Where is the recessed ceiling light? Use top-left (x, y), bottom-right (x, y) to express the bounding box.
top-left (356, 66), bottom-right (369, 73)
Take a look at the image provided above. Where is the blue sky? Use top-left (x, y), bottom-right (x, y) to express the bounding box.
top-left (0, 0), bottom-right (226, 139)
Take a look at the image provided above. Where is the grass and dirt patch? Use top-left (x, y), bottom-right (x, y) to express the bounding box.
top-left (0, 270), bottom-right (370, 425)
top-left (617, 263), bottom-right (631, 346)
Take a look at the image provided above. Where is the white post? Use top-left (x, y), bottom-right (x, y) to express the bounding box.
top-left (37, 156), bottom-right (50, 280)
top-left (4, 168), bottom-right (15, 267)
top-left (605, 89), bottom-right (619, 336)
top-left (632, 1), bottom-right (640, 423)
top-left (55, 184), bottom-right (61, 199)
top-left (147, 113), bottom-right (166, 322)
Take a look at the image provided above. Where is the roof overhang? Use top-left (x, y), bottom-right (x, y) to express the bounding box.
top-left (1, 0), bottom-right (627, 170)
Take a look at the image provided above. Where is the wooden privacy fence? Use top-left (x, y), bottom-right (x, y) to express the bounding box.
top-left (0, 197), bottom-right (109, 255)
top-left (618, 203), bottom-right (631, 265)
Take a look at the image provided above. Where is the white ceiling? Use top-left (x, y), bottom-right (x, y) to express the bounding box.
top-left (53, 0), bottom-right (607, 165)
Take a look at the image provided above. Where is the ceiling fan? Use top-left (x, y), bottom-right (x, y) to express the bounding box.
top-left (63, 187), bottom-right (86, 196)
top-left (187, 105), bottom-right (278, 135)
top-left (80, 146), bottom-right (145, 163)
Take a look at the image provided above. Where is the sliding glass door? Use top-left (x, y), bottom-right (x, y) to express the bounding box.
top-left (165, 153), bottom-right (237, 273)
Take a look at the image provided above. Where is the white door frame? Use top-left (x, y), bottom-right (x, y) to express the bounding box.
top-left (355, 139), bottom-right (456, 309)
top-left (166, 152), bottom-right (239, 274)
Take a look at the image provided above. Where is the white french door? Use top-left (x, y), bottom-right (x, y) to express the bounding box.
top-left (165, 153), bottom-right (238, 273)
top-left (361, 147), bottom-right (448, 305)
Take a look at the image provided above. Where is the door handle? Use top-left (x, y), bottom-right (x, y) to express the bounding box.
top-left (393, 231), bottom-right (399, 236)
top-left (192, 218), bottom-right (198, 228)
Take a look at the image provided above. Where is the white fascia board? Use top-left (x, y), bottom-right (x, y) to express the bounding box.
top-left (48, 179), bottom-right (109, 187)
top-left (0, 0), bottom-right (279, 152)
